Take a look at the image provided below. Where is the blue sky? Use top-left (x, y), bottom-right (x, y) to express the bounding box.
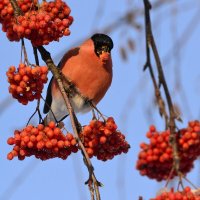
top-left (1, 0), bottom-right (200, 200)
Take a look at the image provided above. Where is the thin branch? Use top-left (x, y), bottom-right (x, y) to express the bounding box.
top-left (143, 1), bottom-right (168, 126)
top-left (26, 99), bottom-right (41, 125)
top-left (183, 176), bottom-right (199, 190)
top-left (40, 95), bottom-right (59, 123)
top-left (88, 181), bottom-right (95, 200)
top-left (143, 0), bottom-right (180, 175)
top-left (90, 102), bottom-right (106, 121)
top-left (37, 46), bottom-right (101, 200)
top-left (21, 39), bottom-right (30, 65)
top-left (26, 44), bottom-right (43, 125)
top-left (33, 46), bottom-right (40, 66)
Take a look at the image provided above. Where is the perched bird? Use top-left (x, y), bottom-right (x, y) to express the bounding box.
top-left (43, 33), bottom-right (114, 123)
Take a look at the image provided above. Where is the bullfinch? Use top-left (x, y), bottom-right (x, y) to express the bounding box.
top-left (43, 33), bottom-right (114, 123)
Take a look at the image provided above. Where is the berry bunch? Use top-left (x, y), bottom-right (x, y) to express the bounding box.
top-left (151, 187), bottom-right (200, 200)
top-left (80, 117), bottom-right (130, 161)
top-left (0, 0), bottom-right (38, 41)
top-left (0, 0), bottom-right (36, 22)
top-left (0, 0), bottom-right (73, 46)
top-left (6, 63), bottom-right (48, 105)
top-left (136, 122), bottom-right (200, 181)
top-left (7, 121), bottom-right (78, 160)
top-left (180, 120), bottom-right (200, 155)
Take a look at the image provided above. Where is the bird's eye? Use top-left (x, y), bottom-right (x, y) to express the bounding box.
top-left (101, 46), bottom-right (110, 52)
top-left (96, 49), bottom-right (102, 56)
top-left (96, 45), bottom-right (110, 57)
top-left (97, 46), bottom-right (110, 55)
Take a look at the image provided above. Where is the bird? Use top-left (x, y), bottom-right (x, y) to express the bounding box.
top-left (43, 33), bottom-right (114, 123)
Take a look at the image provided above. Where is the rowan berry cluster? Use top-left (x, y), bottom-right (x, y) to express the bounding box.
top-left (136, 121), bottom-right (200, 181)
top-left (6, 63), bottom-right (48, 105)
top-left (151, 187), bottom-right (200, 200)
top-left (80, 117), bottom-right (130, 161)
top-left (0, 0), bottom-right (73, 46)
top-left (7, 121), bottom-right (78, 160)
top-left (180, 120), bottom-right (200, 155)
top-left (0, 0), bottom-right (35, 22)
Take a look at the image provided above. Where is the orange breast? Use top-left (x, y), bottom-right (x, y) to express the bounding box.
top-left (60, 39), bottom-right (113, 104)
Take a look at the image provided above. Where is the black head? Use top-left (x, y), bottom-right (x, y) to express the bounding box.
top-left (91, 33), bottom-right (114, 57)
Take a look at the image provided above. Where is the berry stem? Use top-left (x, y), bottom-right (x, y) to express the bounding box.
top-left (177, 175), bottom-right (184, 191)
top-left (26, 99), bottom-right (42, 125)
top-left (183, 176), bottom-right (198, 190)
top-left (41, 95), bottom-right (59, 123)
top-left (33, 46), bottom-right (40, 66)
top-left (9, 0), bottom-right (23, 16)
top-left (90, 102), bottom-right (106, 122)
top-left (21, 39), bottom-right (30, 65)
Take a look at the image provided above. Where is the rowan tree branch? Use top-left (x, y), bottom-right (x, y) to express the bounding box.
top-left (143, 0), bottom-right (180, 175)
top-left (143, 1), bottom-right (168, 127)
top-left (37, 46), bottom-right (101, 200)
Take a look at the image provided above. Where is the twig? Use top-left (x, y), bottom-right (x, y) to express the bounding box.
top-left (33, 46), bottom-right (39, 66)
top-left (26, 99), bottom-right (42, 125)
top-left (143, 0), bottom-right (180, 175)
top-left (177, 175), bottom-right (184, 191)
top-left (143, 0), bottom-right (168, 127)
top-left (40, 95), bottom-right (59, 123)
top-left (165, 167), bottom-right (174, 188)
top-left (94, 181), bottom-right (101, 200)
top-left (183, 176), bottom-right (199, 190)
top-left (88, 180), bottom-right (95, 200)
top-left (21, 39), bottom-right (30, 65)
top-left (90, 102), bottom-right (106, 121)
top-left (25, 43), bottom-right (43, 125)
top-left (37, 46), bottom-right (101, 200)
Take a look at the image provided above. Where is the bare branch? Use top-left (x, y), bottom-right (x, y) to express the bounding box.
top-left (37, 46), bottom-right (101, 200)
top-left (143, 0), bottom-right (180, 175)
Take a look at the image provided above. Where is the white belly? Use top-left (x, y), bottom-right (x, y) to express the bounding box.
top-left (46, 94), bottom-right (91, 122)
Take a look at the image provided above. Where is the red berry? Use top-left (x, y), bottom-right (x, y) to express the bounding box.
top-left (7, 152), bottom-right (14, 160)
top-left (7, 137), bottom-right (15, 145)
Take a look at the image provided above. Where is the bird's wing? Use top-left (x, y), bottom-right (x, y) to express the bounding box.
top-left (57, 47), bottom-right (80, 69)
top-left (43, 47), bottom-right (80, 114)
top-left (43, 77), bottom-right (53, 114)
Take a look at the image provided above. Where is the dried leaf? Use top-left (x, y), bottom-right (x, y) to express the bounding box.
top-left (173, 103), bottom-right (183, 122)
